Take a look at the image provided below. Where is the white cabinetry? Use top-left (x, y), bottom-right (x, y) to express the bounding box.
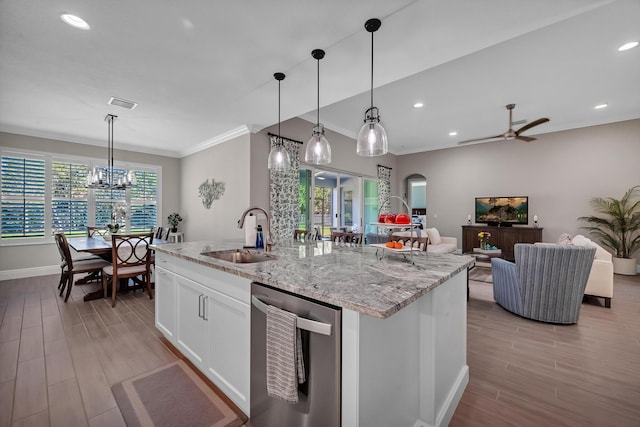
top-left (154, 252), bottom-right (251, 415)
top-left (176, 274), bottom-right (210, 367)
top-left (154, 265), bottom-right (176, 340)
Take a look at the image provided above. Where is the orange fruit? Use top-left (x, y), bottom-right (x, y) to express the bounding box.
top-left (394, 241), bottom-right (403, 249)
top-left (385, 241), bottom-right (394, 248)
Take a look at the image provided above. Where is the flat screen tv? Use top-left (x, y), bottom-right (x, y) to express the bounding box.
top-left (475, 196), bottom-right (528, 226)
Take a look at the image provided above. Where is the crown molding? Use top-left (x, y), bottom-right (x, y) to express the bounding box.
top-left (179, 125), bottom-right (251, 157)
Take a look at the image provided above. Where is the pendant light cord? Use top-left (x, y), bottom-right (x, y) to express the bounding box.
top-left (370, 29), bottom-right (374, 110)
top-left (278, 79), bottom-right (281, 145)
top-left (316, 57), bottom-right (320, 126)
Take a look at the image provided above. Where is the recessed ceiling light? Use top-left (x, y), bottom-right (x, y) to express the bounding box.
top-left (413, 102), bottom-right (424, 108)
top-left (594, 103), bottom-right (608, 110)
top-left (317, 176), bottom-right (326, 180)
top-left (60, 14), bottom-right (90, 30)
top-left (449, 131), bottom-right (457, 136)
top-left (618, 41), bottom-right (638, 52)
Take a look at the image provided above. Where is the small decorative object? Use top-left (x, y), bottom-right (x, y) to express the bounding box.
top-left (198, 178), bottom-right (225, 209)
top-left (167, 212), bottom-right (183, 232)
top-left (478, 231), bottom-right (492, 250)
top-left (533, 214), bottom-right (539, 228)
top-left (108, 203), bottom-right (128, 234)
top-left (467, 214), bottom-right (472, 225)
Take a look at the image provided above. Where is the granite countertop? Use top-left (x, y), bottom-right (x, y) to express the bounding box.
top-left (153, 240), bottom-right (474, 319)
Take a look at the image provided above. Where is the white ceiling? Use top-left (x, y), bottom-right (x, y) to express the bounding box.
top-left (1, 0), bottom-right (638, 158)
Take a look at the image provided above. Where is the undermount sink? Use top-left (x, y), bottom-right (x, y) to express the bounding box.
top-left (200, 249), bottom-right (278, 264)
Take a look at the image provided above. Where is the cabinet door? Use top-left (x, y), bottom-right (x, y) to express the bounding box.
top-left (518, 229), bottom-right (542, 245)
top-left (206, 288), bottom-right (250, 414)
top-left (154, 265), bottom-right (176, 343)
top-left (176, 275), bottom-right (209, 367)
top-left (499, 229), bottom-right (517, 260)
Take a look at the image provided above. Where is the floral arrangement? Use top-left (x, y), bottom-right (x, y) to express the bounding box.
top-left (478, 231), bottom-right (492, 249)
top-left (107, 203), bottom-right (128, 234)
top-left (168, 212), bottom-right (183, 231)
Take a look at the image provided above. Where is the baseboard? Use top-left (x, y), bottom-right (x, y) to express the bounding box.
top-left (0, 265), bottom-right (59, 281)
top-left (413, 365), bottom-right (469, 427)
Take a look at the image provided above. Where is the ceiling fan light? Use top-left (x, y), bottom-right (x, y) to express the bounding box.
top-left (305, 124), bottom-right (331, 164)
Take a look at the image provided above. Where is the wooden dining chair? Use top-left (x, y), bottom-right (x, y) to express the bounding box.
top-left (294, 229), bottom-right (318, 242)
top-left (102, 233), bottom-right (154, 307)
top-left (54, 233), bottom-right (111, 302)
top-left (87, 226), bottom-right (109, 237)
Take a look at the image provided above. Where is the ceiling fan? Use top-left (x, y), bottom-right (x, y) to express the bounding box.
top-left (458, 104), bottom-right (549, 144)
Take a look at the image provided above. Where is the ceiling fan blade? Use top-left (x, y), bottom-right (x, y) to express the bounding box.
top-left (458, 134), bottom-right (505, 144)
top-left (515, 135), bottom-right (536, 142)
top-left (516, 117), bottom-right (549, 135)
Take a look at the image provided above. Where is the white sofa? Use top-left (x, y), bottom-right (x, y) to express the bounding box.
top-left (392, 228), bottom-right (457, 254)
top-left (571, 234), bottom-right (614, 308)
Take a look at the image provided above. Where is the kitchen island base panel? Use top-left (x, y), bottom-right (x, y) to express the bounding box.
top-left (342, 270), bottom-right (468, 427)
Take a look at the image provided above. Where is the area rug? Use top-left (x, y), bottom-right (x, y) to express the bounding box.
top-left (469, 266), bottom-right (493, 283)
top-left (112, 360), bottom-right (244, 427)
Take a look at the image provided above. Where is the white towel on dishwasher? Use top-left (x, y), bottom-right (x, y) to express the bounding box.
top-left (266, 304), bottom-right (305, 403)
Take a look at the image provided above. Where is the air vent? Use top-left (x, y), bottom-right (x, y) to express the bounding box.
top-left (108, 97), bottom-right (137, 110)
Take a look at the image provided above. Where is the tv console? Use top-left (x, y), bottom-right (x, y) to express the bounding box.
top-left (462, 225), bottom-right (543, 261)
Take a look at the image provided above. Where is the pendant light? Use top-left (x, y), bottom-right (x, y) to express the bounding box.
top-left (356, 18), bottom-right (388, 157)
top-left (86, 114), bottom-right (136, 189)
top-left (267, 72), bottom-right (291, 171)
top-left (305, 49), bottom-right (331, 164)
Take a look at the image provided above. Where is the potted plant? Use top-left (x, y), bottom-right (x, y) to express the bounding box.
top-left (167, 212), bottom-right (183, 233)
top-left (578, 185), bottom-right (640, 275)
top-left (107, 203), bottom-right (128, 234)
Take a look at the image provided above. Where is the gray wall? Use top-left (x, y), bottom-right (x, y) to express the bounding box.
top-left (179, 133), bottom-right (251, 241)
top-left (0, 131), bottom-right (180, 273)
top-left (396, 118), bottom-right (640, 266)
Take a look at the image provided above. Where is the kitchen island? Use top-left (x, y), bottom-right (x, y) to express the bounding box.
top-left (153, 240), bottom-right (473, 427)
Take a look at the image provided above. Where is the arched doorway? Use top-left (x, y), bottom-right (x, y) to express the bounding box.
top-left (405, 173), bottom-right (427, 228)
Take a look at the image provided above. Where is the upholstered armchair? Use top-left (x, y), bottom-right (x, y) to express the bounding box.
top-left (491, 243), bottom-right (596, 324)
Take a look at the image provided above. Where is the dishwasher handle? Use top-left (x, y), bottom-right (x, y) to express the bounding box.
top-left (251, 296), bottom-right (332, 336)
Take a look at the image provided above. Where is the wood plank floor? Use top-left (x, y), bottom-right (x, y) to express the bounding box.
top-left (451, 269), bottom-right (640, 427)
top-left (1, 270), bottom-right (639, 426)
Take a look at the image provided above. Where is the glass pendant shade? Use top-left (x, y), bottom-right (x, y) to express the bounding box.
top-left (357, 18), bottom-right (388, 157)
top-left (305, 124), bottom-right (331, 164)
top-left (356, 107), bottom-right (388, 156)
top-left (267, 140), bottom-right (290, 171)
top-left (305, 48), bottom-right (331, 165)
top-left (268, 72), bottom-right (289, 171)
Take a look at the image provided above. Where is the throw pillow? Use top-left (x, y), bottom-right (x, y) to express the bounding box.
top-left (426, 228), bottom-right (442, 245)
top-left (557, 233), bottom-right (573, 245)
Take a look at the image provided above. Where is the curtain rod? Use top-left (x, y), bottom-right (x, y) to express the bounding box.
top-left (268, 132), bottom-right (303, 145)
top-left (377, 164), bottom-right (392, 170)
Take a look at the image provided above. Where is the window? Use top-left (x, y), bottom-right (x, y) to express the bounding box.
top-left (51, 160), bottom-right (89, 236)
top-left (1, 154), bottom-right (46, 238)
top-left (0, 148), bottom-right (161, 243)
top-left (130, 170), bottom-right (158, 232)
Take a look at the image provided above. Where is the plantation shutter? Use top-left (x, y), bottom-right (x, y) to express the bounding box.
top-left (130, 170), bottom-right (158, 232)
top-left (1, 154), bottom-right (46, 238)
top-left (51, 160), bottom-right (89, 235)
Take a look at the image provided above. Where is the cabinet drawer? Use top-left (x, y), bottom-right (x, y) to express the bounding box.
top-left (155, 252), bottom-right (250, 303)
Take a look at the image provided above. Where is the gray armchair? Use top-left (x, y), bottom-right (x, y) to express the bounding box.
top-left (491, 244), bottom-right (596, 324)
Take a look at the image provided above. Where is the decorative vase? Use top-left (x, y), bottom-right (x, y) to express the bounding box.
top-left (612, 257), bottom-right (638, 275)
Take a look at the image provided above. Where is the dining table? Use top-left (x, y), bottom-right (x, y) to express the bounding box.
top-left (67, 235), bottom-right (166, 301)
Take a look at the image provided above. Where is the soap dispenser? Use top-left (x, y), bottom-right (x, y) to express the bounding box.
top-left (255, 225), bottom-right (264, 250)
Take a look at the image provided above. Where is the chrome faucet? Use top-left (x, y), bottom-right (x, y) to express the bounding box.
top-left (238, 206), bottom-right (273, 252)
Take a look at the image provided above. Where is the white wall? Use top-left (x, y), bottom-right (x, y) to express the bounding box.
top-left (396, 119), bottom-right (640, 265)
top-left (179, 133), bottom-right (251, 242)
top-left (0, 132), bottom-right (180, 274)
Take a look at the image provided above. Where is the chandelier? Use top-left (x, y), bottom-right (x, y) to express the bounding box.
top-left (86, 114), bottom-right (136, 189)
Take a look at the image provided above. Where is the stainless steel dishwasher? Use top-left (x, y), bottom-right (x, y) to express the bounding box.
top-left (250, 282), bottom-right (341, 427)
